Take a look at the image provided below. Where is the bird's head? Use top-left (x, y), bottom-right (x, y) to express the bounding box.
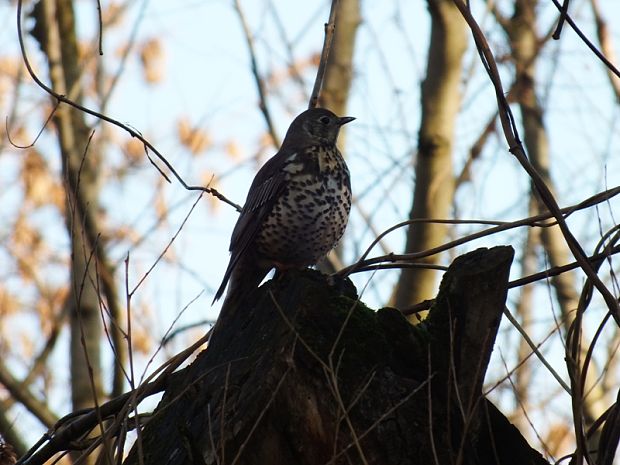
top-left (285, 108), bottom-right (355, 145)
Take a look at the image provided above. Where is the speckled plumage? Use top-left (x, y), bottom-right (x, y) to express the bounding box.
top-left (213, 108), bottom-right (354, 304)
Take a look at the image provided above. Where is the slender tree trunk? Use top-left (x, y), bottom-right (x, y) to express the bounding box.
top-left (318, 0), bottom-right (359, 118)
top-left (318, 0), bottom-right (360, 272)
top-left (37, 0), bottom-right (105, 412)
top-left (392, 0), bottom-right (467, 316)
top-left (506, 0), bottom-right (607, 449)
top-left (513, 198), bottom-right (538, 433)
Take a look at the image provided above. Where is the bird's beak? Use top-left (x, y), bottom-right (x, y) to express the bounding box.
top-left (338, 116), bottom-right (356, 126)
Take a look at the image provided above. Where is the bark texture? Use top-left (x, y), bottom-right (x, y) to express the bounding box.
top-left (124, 246), bottom-right (548, 465)
top-left (392, 0), bottom-right (468, 315)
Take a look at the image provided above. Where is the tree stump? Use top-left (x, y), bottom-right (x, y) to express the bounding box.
top-left (124, 245), bottom-right (548, 465)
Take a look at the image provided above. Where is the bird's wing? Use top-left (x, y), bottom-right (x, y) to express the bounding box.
top-left (229, 154), bottom-right (290, 253)
top-left (213, 151), bottom-right (290, 302)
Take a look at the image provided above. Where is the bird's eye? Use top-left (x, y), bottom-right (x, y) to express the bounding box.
top-left (319, 116), bottom-right (331, 125)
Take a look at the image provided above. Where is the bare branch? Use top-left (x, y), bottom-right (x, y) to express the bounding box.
top-left (451, 0), bottom-right (620, 326)
top-left (308, 0), bottom-right (340, 109)
top-left (15, 0), bottom-right (241, 212)
top-left (549, 0), bottom-right (620, 80)
top-left (233, 0), bottom-right (281, 148)
top-left (340, 185), bottom-right (620, 278)
top-left (589, 0), bottom-right (620, 102)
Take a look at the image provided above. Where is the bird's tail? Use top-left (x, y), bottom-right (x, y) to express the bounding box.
top-left (213, 258), bottom-right (270, 333)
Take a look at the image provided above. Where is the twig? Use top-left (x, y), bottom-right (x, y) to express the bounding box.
top-left (339, 184), bottom-right (620, 278)
top-left (18, 331), bottom-right (212, 465)
top-left (308, 0), bottom-right (340, 108)
top-left (399, 243), bottom-right (620, 315)
top-left (552, 0), bottom-right (571, 39)
top-left (129, 193), bottom-right (203, 296)
top-left (232, 0), bottom-right (280, 148)
top-left (96, 0), bottom-right (103, 55)
top-left (5, 100), bottom-right (60, 149)
top-left (589, 0), bottom-right (620, 102)
top-left (452, 0), bottom-right (620, 326)
top-left (15, 0), bottom-right (241, 212)
top-left (548, 0), bottom-right (620, 80)
top-left (502, 306), bottom-right (572, 394)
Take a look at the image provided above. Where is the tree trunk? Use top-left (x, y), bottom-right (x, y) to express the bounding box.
top-left (123, 247), bottom-right (548, 465)
top-left (318, 0), bottom-right (360, 272)
top-left (392, 0), bottom-right (467, 316)
top-left (505, 0), bottom-right (608, 444)
top-left (36, 0), bottom-right (104, 411)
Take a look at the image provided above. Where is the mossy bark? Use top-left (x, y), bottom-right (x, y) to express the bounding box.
top-left (124, 246), bottom-right (548, 465)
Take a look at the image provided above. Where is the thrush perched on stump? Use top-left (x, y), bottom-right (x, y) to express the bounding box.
top-left (213, 108), bottom-right (354, 311)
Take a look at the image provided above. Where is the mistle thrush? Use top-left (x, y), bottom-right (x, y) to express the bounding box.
top-left (213, 108), bottom-right (354, 305)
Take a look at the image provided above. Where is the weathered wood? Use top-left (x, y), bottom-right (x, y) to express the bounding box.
top-left (124, 246), bottom-right (548, 465)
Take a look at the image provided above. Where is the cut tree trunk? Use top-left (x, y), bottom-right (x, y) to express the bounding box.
top-left (124, 246), bottom-right (548, 465)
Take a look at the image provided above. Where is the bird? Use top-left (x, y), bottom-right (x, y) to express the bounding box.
top-left (213, 107), bottom-right (355, 309)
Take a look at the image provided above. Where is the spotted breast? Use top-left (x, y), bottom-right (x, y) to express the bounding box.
top-left (254, 143), bottom-right (351, 268)
top-left (213, 108), bottom-right (354, 305)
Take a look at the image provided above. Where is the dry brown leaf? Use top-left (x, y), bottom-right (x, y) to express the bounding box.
top-left (544, 422), bottom-right (572, 457)
top-left (36, 286), bottom-right (68, 333)
top-left (132, 328), bottom-right (152, 355)
top-left (224, 140), bottom-right (242, 160)
top-left (113, 225), bottom-right (141, 244)
top-left (18, 331), bottom-right (34, 360)
top-left (266, 53), bottom-right (319, 87)
top-left (139, 38), bottom-right (165, 84)
top-left (0, 287), bottom-right (20, 317)
top-left (21, 149), bottom-right (57, 208)
top-left (176, 117), bottom-right (212, 155)
top-left (115, 42), bottom-right (131, 59)
top-left (155, 189), bottom-right (168, 220)
top-left (128, 302), bottom-right (154, 354)
top-left (123, 138), bottom-right (146, 164)
top-left (259, 131), bottom-right (275, 150)
top-left (15, 256), bottom-right (37, 283)
top-left (12, 214), bottom-right (42, 252)
top-left (102, 2), bottom-right (125, 27)
top-left (0, 57), bottom-right (19, 79)
top-left (49, 182), bottom-right (66, 213)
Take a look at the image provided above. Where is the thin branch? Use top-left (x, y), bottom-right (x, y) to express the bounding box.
top-left (552, 0), bottom-right (571, 39)
top-left (5, 101), bottom-right (60, 149)
top-left (15, 0), bottom-right (241, 212)
top-left (232, 0), bottom-right (280, 148)
top-left (502, 306), bottom-right (572, 394)
top-left (129, 193), bottom-right (203, 296)
top-left (17, 331), bottom-right (212, 465)
top-left (589, 0), bottom-right (620, 102)
top-left (339, 184), bottom-right (620, 278)
top-left (0, 362), bottom-right (58, 429)
top-left (549, 0), bottom-right (620, 80)
top-left (308, 0), bottom-right (340, 108)
top-left (452, 0), bottom-right (620, 326)
top-left (96, 0), bottom-right (103, 55)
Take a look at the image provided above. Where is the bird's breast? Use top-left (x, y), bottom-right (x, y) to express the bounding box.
top-left (255, 147), bottom-right (351, 268)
